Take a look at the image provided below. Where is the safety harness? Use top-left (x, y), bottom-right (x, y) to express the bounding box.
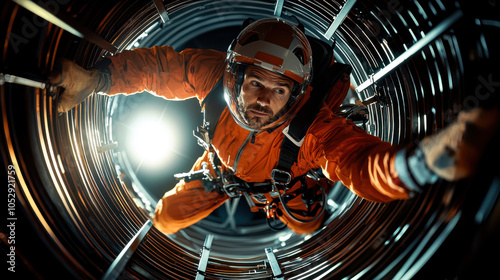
top-left (176, 35), bottom-right (352, 230)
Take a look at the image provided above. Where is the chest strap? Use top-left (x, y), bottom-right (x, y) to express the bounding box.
top-left (273, 62), bottom-right (353, 183)
top-left (199, 77), bottom-right (225, 145)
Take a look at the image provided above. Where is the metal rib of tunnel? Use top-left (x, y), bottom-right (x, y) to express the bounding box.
top-left (1, 0), bottom-right (499, 279)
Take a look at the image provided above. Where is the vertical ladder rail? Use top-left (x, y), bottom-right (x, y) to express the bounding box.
top-left (101, 220), bottom-right (153, 280)
top-left (265, 248), bottom-right (284, 280)
top-left (152, 0), bottom-right (169, 24)
top-left (355, 10), bottom-right (463, 93)
top-left (12, 0), bottom-right (118, 54)
top-left (195, 234), bottom-right (214, 280)
top-left (274, 0), bottom-right (284, 17)
top-left (324, 0), bottom-right (358, 40)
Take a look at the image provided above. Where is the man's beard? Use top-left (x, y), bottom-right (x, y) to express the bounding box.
top-left (237, 97), bottom-right (286, 129)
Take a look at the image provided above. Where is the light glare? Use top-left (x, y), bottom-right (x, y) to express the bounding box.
top-left (129, 118), bottom-right (175, 166)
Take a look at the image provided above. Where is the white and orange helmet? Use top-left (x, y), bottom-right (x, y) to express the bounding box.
top-left (223, 18), bottom-right (313, 131)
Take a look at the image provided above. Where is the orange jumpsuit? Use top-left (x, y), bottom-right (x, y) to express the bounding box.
top-left (105, 46), bottom-right (411, 234)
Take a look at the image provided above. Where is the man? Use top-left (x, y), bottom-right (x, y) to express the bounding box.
top-left (50, 18), bottom-right (499, 235)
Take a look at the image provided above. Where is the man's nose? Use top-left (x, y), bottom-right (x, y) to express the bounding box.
top-left (256, 88), bottom-right (272, 107)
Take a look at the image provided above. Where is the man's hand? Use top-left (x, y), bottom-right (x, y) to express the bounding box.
top-left (49, 58), bottom-right (103, 113)
top-left (421, 107), bottom-right (500, 181)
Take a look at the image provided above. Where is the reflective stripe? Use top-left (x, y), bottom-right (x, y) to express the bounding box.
top-left (255, 51), bottom-right (284, 67)
top-left (233, 131), bottom-right (255, 172)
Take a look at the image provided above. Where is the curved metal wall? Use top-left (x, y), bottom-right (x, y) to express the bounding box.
top-left (1, 0), bottom-right (499, 279)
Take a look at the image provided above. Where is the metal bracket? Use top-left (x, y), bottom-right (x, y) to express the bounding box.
top-left (355, 10), bottom-right (463, 93)
top-left (97, 142), bottom-right (118, 153)
top-left (196, 234), bottom-right (214, 280)
top-left (193, 126), bottom-right (211, 151)
top-left (174, 162), bottom-right (213, 183)
top-left (1, 73), bottom-right (55, 91)
top-left (273, 0), bottom-right (284, 17)
top-left (13, 0), bottom-right (118, 54)
top-left (265, 248), bottom-right (284, 280)
top-left (324, 0), bottom-right (358, 40)
top-left (101, 220), bottom-right (153, 280)
top-left (152, 0), bottom-right (169, 24)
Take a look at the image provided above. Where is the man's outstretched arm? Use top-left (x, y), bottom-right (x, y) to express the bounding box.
top-left (305, 105), bottom-right (499, 202)
top-left (49, 46), bottom-right (225, 113)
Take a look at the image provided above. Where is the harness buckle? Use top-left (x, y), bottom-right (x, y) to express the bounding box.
top-left (221, 172), bottom-right (244, 198)
top-left (271, 169), bottom-right (291, 185)
top-left (282, 125), bottom-right (304, 147)
top-left (221, 183), bottom-right (241, 198)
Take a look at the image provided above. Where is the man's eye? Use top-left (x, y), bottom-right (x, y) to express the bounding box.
top-left (251, 81), bottom-right (261, 87)
top-left (275, 88), bottom-right (286, 95)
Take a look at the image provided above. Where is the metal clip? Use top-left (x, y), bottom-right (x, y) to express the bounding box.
top-left (271, 169), bottom-right (291, 185)
top-left (193, 126), bottom-right (211, 150)
top-left (265, 248), bottom-right (284, 280)
top-left (221, 183), bottom-right (241, 198)
top-left (221, 172), bottom-right (242, 198)
top-left (174, 162), bottom-right (213, 182)
top-left (306, 169), bottom-right (322, 181)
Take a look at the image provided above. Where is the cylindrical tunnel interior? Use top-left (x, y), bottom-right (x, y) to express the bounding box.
top-left (1, 0), bottom-right (500, 279)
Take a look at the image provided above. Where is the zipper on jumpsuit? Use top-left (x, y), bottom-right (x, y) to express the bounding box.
top-left (232, 131), bottom-right (256, 173)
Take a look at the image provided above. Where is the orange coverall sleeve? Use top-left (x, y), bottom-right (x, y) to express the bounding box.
top-left (105, 46), bottom-right (226, 101)
top-left (303, 106), bottom-right (410, 203)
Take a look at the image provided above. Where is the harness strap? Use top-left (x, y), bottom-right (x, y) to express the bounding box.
top-left (274, 62), bottom-right (353, 180)
top-left (200, 77), bottom-right (226, 140)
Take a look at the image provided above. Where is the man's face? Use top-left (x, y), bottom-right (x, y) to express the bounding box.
top-left (237, 66), bottom-right (294, 129)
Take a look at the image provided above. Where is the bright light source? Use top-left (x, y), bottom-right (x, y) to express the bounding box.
top-left (279, 232), bottom-right (293, 242)
top-left (128, 116), bottom-right (177, 167)
top-left (327, 199), bottom-right (338, 208)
